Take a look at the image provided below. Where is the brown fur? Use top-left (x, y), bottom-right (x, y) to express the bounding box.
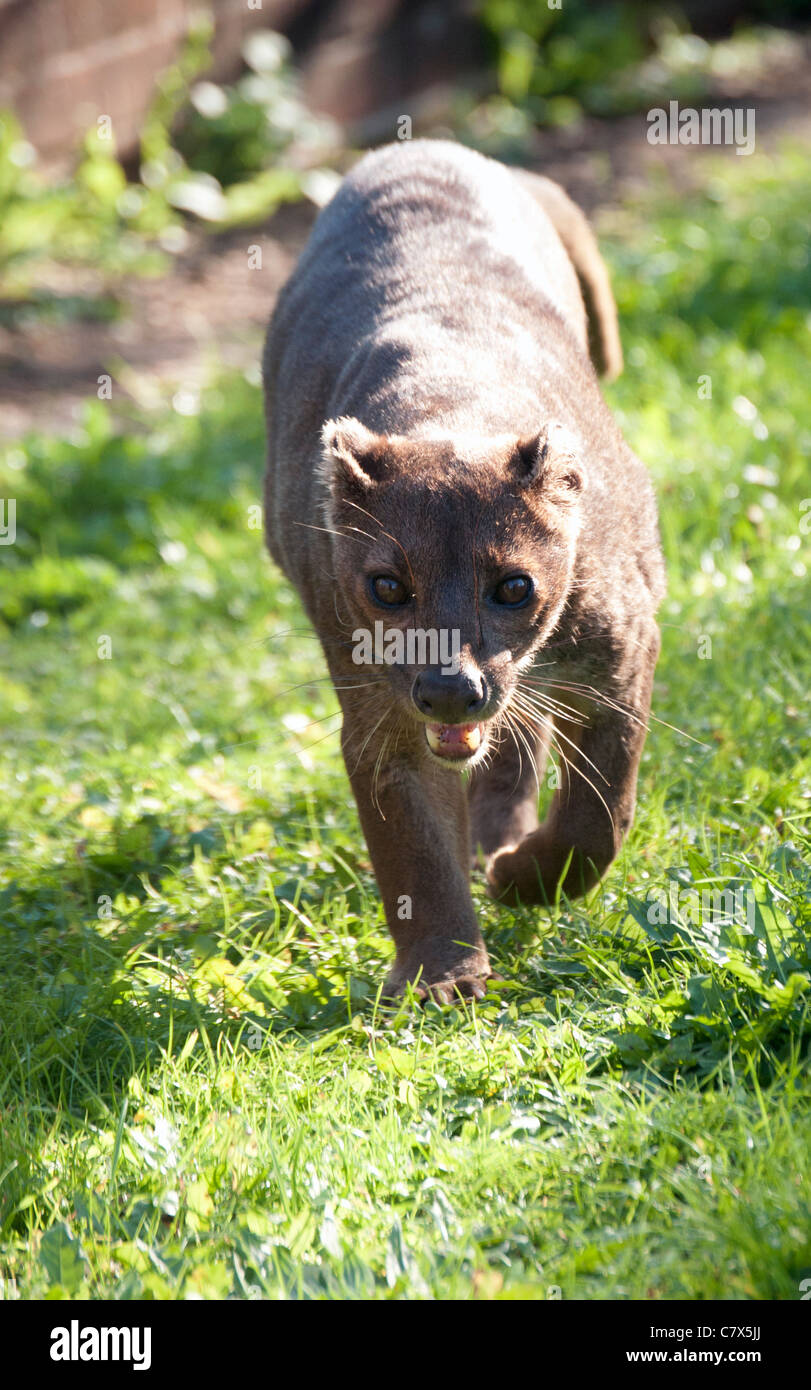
top-left (262, 140), bottom-right (665, 1003)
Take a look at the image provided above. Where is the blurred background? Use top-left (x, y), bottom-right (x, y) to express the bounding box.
top-left (0, 0), bottom-right (809, 437)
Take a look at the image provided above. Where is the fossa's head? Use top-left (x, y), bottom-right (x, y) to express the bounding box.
top-left (320, 417), bottom-right (586, 768)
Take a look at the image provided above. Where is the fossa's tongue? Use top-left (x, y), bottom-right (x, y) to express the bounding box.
top-left (425, 723), bottom-right (482, 760)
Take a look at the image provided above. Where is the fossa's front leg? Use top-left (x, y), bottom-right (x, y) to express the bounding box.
top-left (340, 710), bottom-right (489, 1002)
top-left (488, 630), bottom-right (659, 905)
top-left (468, 718), bottom-right (550, 860)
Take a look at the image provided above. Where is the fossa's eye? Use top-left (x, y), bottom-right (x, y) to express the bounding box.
top-left (493, 574), bottom-right (533, 607)
top-left (370, 574), bottom-right (410, 606)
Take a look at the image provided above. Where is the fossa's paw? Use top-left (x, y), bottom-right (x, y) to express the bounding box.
top-left (487, 829), bottom-right (608, 906)
top-left (383, 939), bottom-right (491, 1006)
top-left (486, 835), bottom-right (557, 907)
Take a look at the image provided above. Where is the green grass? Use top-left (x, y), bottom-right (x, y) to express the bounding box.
top-left (0, 142), bottom-right (809, 1301)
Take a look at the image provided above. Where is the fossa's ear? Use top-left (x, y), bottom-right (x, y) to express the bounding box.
top-left (320, 417), bottom-right (393, 491)
top-left (512, 421), bottom-right (586, 503)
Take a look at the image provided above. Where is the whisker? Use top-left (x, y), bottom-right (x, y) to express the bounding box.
top-left (511, 691), bottom-right (610, 790)
top-left (348, 706), bottom-right (390, 780)
top-left (502, 708), bottom-right (525, 792)
top-left (293, 521), bottom-right (369, 546)
top-left (538, 717), bottom-right (616, 832)
top-left (514, 684), bottom-right (590, 728)
top-left (331, 679), bottom-right (388, 690)
top-left (344, 523), bottom-right (383, 546)
top-left (295, 722), bottom-right (344, 752)
top-left (371, 727), bottom-right (393, 819)
top-left (537, 625), bottom-right (652, 656)
top-left (504, 708), bottom-right (542, 802)
top-left (525, 677), bottom-right (646, 726)
top-left (343, 499), bottom-right (416, 595)
top-left (258, 673), bottom-right (384, 704)
top-left (530, 678), bottom-right (709, 749)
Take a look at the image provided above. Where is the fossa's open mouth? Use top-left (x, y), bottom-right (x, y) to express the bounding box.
top-left (425, 722), bottom-right (483, 763)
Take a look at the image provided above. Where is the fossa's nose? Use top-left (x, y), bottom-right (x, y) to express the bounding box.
top-left (412, 668), bottom-right (487, 724)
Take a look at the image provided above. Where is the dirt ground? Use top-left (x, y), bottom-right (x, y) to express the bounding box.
top-left (1, 47), bottom-right (808, 442)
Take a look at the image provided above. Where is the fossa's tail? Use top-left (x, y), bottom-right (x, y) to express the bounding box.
top-left (512, 169), bottom-right (623, 381)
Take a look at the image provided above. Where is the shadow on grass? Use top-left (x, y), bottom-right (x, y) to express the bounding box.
top-left (0, 807), bottom-right (376, 1133)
